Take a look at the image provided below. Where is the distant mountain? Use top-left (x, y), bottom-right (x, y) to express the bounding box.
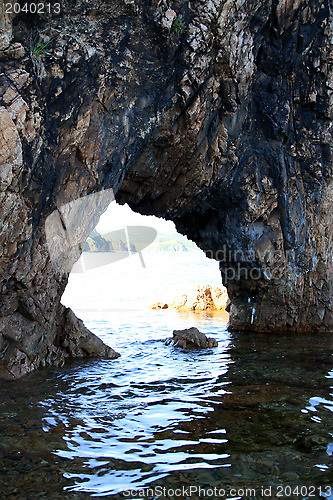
top-left (84, 229), bottom-right (135, 253)
top-left (143, 232), bottom-right (198, 252)
top-left (102, 228), bottom-right (197, 252)
top-left (84, 228), bottom-right (198, 252)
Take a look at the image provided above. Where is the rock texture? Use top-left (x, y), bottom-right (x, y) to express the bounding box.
top-left (172, 285), bottom-right (228, 312)
top-left (166, 327), bottom-right (218, 349)
top-left (0, 305), bottom-right (119, 380)
top-left (151, 302), bottom-right (169, 310)
top-left (0, 0), bottom-right (332, 377)
top-left (151, 285), bottom-right (228, 312)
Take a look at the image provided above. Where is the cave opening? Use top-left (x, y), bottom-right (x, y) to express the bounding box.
top-left (60, 200), bottom-right (229, 353)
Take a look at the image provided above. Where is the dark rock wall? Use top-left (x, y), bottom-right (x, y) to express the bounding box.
top-left (0, 0), bottom-right (332, 378)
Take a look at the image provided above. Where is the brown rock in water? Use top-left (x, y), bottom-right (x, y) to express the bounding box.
top-left (0, 306), bottom-right (120, 380)
top-left (0, 0), bottom-right (333, 378)
top-left (150, 302), bottom-right (169, 310)
top-left (171, 286), bottom-right (228, 312)
top-left (166, 328), bottom-right (218, 349)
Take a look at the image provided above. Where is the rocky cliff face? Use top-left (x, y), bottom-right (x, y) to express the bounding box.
top-left (0, 0), bottom-right (332, 378)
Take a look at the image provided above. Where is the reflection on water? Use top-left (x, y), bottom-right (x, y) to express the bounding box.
top-left (0, 309), bottom-right (333, 499)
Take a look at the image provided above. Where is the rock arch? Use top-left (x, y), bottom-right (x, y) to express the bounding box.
top-left (0, 0), bottom-right (332, 378)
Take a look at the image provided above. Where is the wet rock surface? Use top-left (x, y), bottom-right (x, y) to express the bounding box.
top-left (0, 0), bottom-right (332, 377)
top-left (166, 327), bottom-right (218, 348)
top-left (0, 305), bottom-right (119, 380)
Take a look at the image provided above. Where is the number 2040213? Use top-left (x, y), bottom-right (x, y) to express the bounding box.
top-left (276, 485), bottom-right (332, 497)
top-left (4, 3), bottom-right (61, 14)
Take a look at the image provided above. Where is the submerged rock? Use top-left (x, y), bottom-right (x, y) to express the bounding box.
top-left (166, 327), bottom-right (218, 349)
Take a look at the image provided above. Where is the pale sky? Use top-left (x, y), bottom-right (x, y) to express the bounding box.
top-left (96, 201), bottom-right (176, 235)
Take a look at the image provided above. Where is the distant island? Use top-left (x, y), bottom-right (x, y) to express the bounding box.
top-left (140, 232), bottom-right (198, 252)
top-left (83, 229), bottom-right (135, 253)
top-left (84, 228), bottom-right (198, 253)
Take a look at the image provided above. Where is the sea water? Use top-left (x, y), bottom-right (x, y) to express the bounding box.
top-left (0, 251), bottom-right (332, 499)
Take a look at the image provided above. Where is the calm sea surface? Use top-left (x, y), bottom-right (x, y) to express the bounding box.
top-left (0, 251), bottom-right (333, 499)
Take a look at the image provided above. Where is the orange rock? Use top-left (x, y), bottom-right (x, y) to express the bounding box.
top-left (171, 285), bottom-right (228, 312)
top-left (150, 285), bottom-right (228, 313)
top-left (150, 302), bottom-right (169, 310)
